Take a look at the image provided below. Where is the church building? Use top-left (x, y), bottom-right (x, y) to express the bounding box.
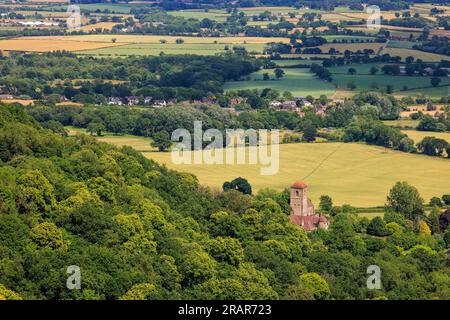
top-left (289, 181), bottom-right (329, 231)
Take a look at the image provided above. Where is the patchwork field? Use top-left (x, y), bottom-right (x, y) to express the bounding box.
top-left (0, 35), bottom-right (289, 55)
top-left (142, 142), bottom-right (450, 207)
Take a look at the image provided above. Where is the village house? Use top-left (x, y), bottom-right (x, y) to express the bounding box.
top-left (230, 97), bottom-right (247, 106)
top-left (126, 96), bottom-right (140, 106)
top-left (152, 100), bottom-right (167, 108)
top-left (143, 96), bottom-right (152, 104)
top-left (269, 101), bottom-right (282, 109)
top-left (289, 181), bottom-right (329, 231)
top-left (107, 97), bottom-right (123, 105)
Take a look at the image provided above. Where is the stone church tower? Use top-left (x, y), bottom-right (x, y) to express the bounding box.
top-left (289, 181), bottom-right (329, 231)
top-left (290, 181), bottom-right (309, 216)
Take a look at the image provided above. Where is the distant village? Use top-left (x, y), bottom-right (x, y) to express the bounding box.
top-left (1, 91), bottom-right (448, 120)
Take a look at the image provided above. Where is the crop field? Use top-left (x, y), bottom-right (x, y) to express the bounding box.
top-left (79, 22), bottom-right (120, 32)
top-left (143, 142), bottom-right (450, 207)
top-left (224, 68), bottom-right (335, 97)
top-left (0, 38), bottom-right (122, 52)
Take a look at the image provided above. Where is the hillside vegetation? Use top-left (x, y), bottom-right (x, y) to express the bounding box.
top-left (0, 105), bottom-right (449, 300)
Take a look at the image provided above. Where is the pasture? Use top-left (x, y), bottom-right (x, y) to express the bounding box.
top-left (226, 63), bottom-right (450, 98)
top-left (224, 68), bottom-right (335, 97)
top-left (332, 73), bottom-right (450, 94)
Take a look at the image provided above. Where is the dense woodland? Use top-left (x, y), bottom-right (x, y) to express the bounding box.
top-left (0, 105), bottom-right (449, 300)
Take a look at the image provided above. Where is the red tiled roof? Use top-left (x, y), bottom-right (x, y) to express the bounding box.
top-left (291, 181), bottom-right (307, 189)
top-left (290, 214), bottom-right (320, 231)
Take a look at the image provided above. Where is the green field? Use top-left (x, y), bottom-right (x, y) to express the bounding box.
top-left (383, 119), bottom-right (419, 129)
top-left (332, 73), bottom-right (450, 96)
top-left (328, 63), bottom-right (384, 75)
top-left (168, 9), bottom-right (229, 22)
top-left (77, 42), bottom-right (267, 56)
top-left (224, 64), bottom-right (450, 98)
top-left (224, 68), bottom-right (335, 97)
top-left (142, 142), bottom-right (450, 207)
top-left (396, 85), bottom-right (450, 98)
top-left (386, 40), bottom-right (419, 49)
